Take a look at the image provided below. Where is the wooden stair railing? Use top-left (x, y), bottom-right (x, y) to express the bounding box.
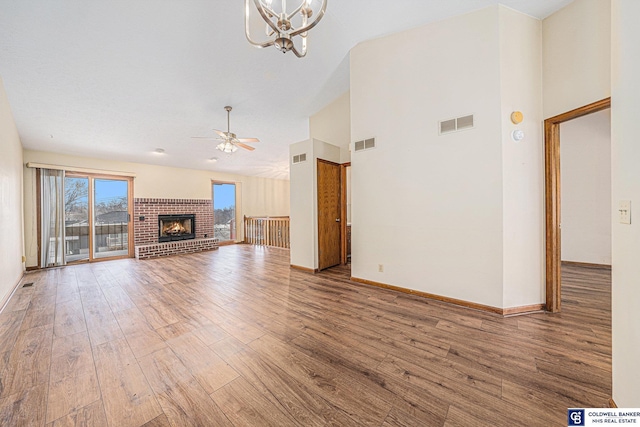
top-left (244, 216), bottom-right (290, 249)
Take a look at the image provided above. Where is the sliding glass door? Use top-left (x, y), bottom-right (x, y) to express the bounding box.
top-left (64, 176), bottom-right (90, 262)
top-left (94, 178), bottom-right (130, 259)
top-left (61, 173), bottom-right (132, 263)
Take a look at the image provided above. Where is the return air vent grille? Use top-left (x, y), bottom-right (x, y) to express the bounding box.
top-left (354, 138), bottom-right (376, 152)
top-left (292, 153), bottom-right (307, 164)
top-left (439, 114), bottom-right (475, 135)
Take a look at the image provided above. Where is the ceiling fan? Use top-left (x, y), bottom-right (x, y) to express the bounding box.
top-left (192, 106), bottom-right (260, 153)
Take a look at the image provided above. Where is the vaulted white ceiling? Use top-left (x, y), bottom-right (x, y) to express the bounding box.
top-left (0, 0), bottom-right (572, 180)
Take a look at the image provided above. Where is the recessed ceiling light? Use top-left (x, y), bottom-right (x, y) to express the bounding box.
top-left (154, 148), bottom-right (165, 154)
top-left (209, 157), bottom-right (218, 162)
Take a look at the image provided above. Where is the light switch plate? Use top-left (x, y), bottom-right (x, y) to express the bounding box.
top-left (619, 200), bottom-right (631, 224)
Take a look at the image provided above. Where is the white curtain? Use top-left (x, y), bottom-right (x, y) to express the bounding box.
top-left (41, 169), bottom-right (66, 267)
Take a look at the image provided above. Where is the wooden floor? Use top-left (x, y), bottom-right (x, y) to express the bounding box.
top-left (0, 246), bottom-right (611, 426)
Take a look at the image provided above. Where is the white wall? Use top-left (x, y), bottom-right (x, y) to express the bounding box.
top-left (561, 109), bottom-right (611, 265)
top-left (348, 6), bottom-right (545, 309)
top-left (23, 150), bottom-right (290, 266)
top-left (289, 139), bottom-right (315, 269)
top-left (0, 77), bottom-right (24, 308)
top-left (289, 138), bottom-right (341, 270)
top-left (499, 7), bottom-right (545, 308)
top-left (350, 7), bottom-right (506, 308)
top-left (543, 0), bottom-right (611, 118)
top-left (309, 91), bottom-right (351, 164)
top-left (611, 0), bottom-right (640, 408)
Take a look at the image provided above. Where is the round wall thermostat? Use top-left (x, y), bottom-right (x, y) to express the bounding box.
top-left (510, 111), bottom-right (523, 124)
top-left (511, 129), bottom-right (525, 142)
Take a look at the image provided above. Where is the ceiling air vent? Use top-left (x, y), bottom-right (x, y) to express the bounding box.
top-left (439, 114), bottom-right (475, 135)
top-left (292, 153), bottom-right (307, 164)
top-left (354, 138), bottom-right (376, 152)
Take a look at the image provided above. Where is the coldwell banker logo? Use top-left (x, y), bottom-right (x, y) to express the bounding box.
top-left (568, 409), bottom-right (585, 426)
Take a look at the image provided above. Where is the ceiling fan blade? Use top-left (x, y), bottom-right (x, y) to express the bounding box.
top-left (236, 142), bottom-right (255, 151)
top-left (213, 129), bottom-right (226, 138)
top-left (236, 137), bottom-right (260, 143)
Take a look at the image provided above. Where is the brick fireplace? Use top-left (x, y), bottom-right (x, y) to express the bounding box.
top-left (133, 198), bottom-right (218, 259)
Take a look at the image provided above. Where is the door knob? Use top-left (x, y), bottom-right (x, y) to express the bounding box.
top-left (335, 218), bottom-right (340, 222)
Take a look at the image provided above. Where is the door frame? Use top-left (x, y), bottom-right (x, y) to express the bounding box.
top-left (92, 174), bottom-right (134, 261)
top-left (544, 97), bottom-right (611, 312)
top-left (340, 162), bottom-right (351, 265)
top-left (58, 172), bottom-right (134, 264)
top-left (84, 173), bottom-right (134, 262)
top-left (211, 180), bottom-right (239, 245)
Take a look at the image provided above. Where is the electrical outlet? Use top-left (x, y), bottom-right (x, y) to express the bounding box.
top-left (378, 264), bottom-right (384, 273)
top-left (619, 200), bottom-right (631, 224)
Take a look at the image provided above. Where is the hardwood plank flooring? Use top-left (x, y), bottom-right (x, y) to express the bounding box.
top-left (93, 338), bottom-right (163, 427)
top-left (1, 324), bottom-right (53, 399)
top-left (138, 348), bottom-right (232, 427)
top-left (47, 331), bottom-right (100, 423)
top-left (0, 246), bottom-right (611, 426)
top-left (162, 331), bottom-right (239, 394)
top-left (45, 400), bottom-right (108, 427)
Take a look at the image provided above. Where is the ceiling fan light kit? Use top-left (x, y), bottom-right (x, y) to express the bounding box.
top-left (192, 106), bottom-right (260, 154)
top-left (217, 141), bottom-right (239, 153)
top-left (245, 0), bottom-right (327, 57)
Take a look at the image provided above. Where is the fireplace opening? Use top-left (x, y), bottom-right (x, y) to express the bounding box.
top-left (158, 214), bottom-right (196, 242)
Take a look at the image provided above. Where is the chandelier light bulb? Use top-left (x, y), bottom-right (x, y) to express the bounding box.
top-left (245, 0), bottom-right (327, 58)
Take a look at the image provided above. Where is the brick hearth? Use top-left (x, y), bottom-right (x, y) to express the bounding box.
top-left (135, 238), bottom-right (219, 260)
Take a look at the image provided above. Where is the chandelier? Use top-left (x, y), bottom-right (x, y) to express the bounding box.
top-left (244, 0), bottom-right (327, 58)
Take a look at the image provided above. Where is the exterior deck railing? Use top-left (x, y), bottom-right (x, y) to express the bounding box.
top-left (64, 222), bottom-right (128, 260)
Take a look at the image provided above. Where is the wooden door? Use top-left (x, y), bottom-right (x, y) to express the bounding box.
top-left (317, 159), bottom-right (341, 270)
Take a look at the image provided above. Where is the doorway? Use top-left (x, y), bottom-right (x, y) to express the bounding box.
top-left (212, 181), bottom-right (237, 245)
top-left (317, 159), bottom-right (341, 270)
top-left (544, 97), bottom-right (611, 312)
top-left (63, 173), bottom-right (133, 263)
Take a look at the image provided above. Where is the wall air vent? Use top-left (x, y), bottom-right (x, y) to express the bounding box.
top-left (439, 114), bottom-right (475, 135)
top-left (354, 138), bottom-right (376, 152)
top-left (292, 153), bottom-right (307, 164)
